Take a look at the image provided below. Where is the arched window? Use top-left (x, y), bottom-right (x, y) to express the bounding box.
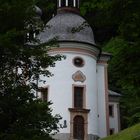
top-left (73, 116), bottom-right (84, 140)
top-left (68, 0), bottom-right (73, 7)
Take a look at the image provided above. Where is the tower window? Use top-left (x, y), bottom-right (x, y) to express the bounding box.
top-left (109, 105), bottom-right (114, 117)
top-left (61, 0), bottom-right (66, 7)
top-left (26, 29), bottom-right (39, 42)
top-left (74, 86), bottom-right (84, 108)
top-left (68, 0), bottom-right (73, 7)
top-left (73, 116), bottom-right (84, 140)
top-left (26, 31), bottom-right (35, 42)
top-left (75, 0), bottom-right (79, 8)
top-left (40, 88), bottom-right (48, 102)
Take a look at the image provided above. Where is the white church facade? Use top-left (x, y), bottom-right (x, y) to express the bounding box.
top-left (35, 0), bottom-right (120, 139)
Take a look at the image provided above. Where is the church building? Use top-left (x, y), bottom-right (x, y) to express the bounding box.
top-left (36, 0), bottom-right (120, 139)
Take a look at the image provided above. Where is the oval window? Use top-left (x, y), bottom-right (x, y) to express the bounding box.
top-left (73, 57), bottom-right (84, 67)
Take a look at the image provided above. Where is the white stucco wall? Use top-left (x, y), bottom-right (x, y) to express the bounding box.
top-left (109, 102), bottom-right (120, 133)
top-left (38, 47), bottom-right (99, 135)
top-left (96, 64), bottom-right (107, 138)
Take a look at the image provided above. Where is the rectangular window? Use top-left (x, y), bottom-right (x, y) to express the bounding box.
top-left (41, 88), bottom-right (48, 102)
top-left (74, 86), bottom-right (84, 108)
top-left (109, 105), bottom-right (114, 117)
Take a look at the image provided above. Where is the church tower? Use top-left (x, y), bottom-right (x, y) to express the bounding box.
top-left (37, 0), bottom-right (115, 139)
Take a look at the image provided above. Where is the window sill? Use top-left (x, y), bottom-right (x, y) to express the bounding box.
top-left (68, 108), bottom-right (90, 113)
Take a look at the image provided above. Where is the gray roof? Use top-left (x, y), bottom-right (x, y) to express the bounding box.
top-left (109, 90), bottom-right (121, 97)
top-left (38, 13), bottom-right (96, 45)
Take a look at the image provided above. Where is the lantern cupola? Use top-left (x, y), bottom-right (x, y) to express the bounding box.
top-left (57, 0), bottom-right (80, 14)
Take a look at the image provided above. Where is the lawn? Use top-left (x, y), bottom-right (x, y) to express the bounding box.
top-left (101, 123), bottom-right (140, 140)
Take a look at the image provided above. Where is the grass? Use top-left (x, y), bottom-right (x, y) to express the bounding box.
top-left (101, 123), bottom-right (140, 140)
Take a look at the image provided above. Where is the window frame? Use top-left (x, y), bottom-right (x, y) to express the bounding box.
top-left (73, 57), bottom-right (85, 68)
top-left (73, 85), bottom-right (86, 109)
top-left (109, 104), bottom-right (114, 117)
top-left (38, 87), bottom-right (49, 102)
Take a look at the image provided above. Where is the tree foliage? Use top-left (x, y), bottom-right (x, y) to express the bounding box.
top-left (0, 0), bottom-right (63, 139)
top-left (1, 1), bottom-right (139, 138)
top-left (81, 0), bottom-right (140, 128)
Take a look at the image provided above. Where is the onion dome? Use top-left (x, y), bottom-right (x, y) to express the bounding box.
top-left (38, 0), bottom-right (96, 45)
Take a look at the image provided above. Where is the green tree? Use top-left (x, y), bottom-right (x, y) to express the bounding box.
top-left (103, 0), bottom-right (140, 128)
top-left (81, 0), bottom-right (140, 128)
top-left (0, 0), bottom-right (63, 139)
